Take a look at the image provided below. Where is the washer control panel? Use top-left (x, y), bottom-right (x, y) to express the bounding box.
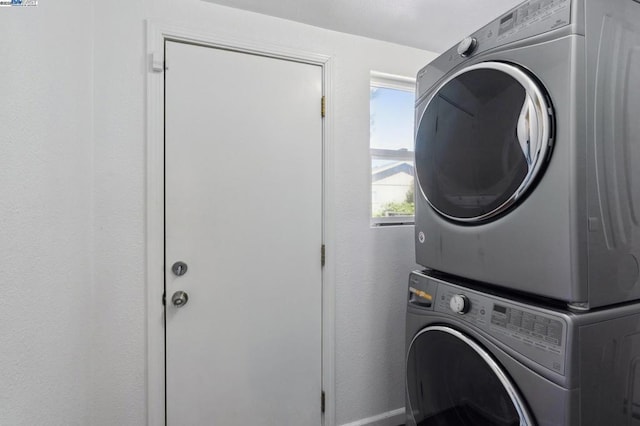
top-left (409, 271), bottom-right (568, 376)
top-left (490, 304), bottom-right (564, 348)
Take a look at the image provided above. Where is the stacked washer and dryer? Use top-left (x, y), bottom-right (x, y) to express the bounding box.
top-left (405, 0), bottom-right (640, 425)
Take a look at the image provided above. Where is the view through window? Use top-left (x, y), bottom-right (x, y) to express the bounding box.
top-left (370, 72), bottom-right (416, 225)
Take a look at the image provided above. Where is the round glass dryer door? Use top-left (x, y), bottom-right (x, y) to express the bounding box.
top-left (406, 326), bottom-right (534, 426)
top-left (415, 62), bottom-right (553, 223)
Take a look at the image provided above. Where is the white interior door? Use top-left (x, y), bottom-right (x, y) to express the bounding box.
top-left (164, 40), bottom-right (323, 425)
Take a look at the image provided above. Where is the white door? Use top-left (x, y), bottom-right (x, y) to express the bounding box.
top-left (164, 40), bottom-right (323, 425)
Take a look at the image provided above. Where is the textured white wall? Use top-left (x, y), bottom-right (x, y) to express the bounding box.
top-left (0, 1), bottom-right (94, 425)
top-left (2, 0), bottom-right (436, 424)
top-left (90, 0), bottom-right (147, 423)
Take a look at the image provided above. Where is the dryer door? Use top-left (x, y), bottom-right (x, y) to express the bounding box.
top-left (406, 326), bottom-right (534, 426)
top-left (415, 62), bottom-right (553, 223)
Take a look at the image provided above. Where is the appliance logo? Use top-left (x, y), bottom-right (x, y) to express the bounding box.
top-left (0, 0), bottom-right (38, 6)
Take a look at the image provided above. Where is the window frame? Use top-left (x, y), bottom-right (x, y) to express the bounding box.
top-left (370, 71), bottom-right (417, 227)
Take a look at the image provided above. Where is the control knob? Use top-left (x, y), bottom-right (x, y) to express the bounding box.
top-left (457, 37), bottom-right (478, 57)
top-left (450, 294), bottom-right (471, 314)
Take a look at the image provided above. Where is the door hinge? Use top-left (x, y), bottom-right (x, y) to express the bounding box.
top-left (162, 292), bottom-right (166, 306)
top-left (321, 244), bottom-right (326, 267)
top-left (321, 390), bottom-right (326, 413)
top-left (321, 96), bottom-right (326, 118)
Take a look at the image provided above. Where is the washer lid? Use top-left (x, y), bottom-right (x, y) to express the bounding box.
top-left (415, 62), bottom-right (553, 223)
top-left (406, 326), bottom-right (534, 426)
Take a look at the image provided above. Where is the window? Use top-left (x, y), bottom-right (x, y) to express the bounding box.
top-left (370, 71), bottom-right (416, 226)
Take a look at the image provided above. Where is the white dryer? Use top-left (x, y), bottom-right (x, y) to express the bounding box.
top-left (414, 0), bottom-right (640, 309)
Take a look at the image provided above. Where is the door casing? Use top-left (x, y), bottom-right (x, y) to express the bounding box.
top-left (145, 21), bottom-right (336, 426)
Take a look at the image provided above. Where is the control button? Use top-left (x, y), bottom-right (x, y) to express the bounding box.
top-left (536, 316), bottom-right (551, 324)
top-left (457, 37), bottom-right (477, 57)
top-left (522, 313), bottom-right (536, 331)
top-left (492, 318), bottom-right (507, 327)
top-left (545, 336), bottom-right (560, 346)
top-left (534, 342), bottom-right (548, 351)
top-left (450, 294), bottom-right (471, 314)
top-left (509, 310), bottom-right (523, 327)
top-left (547, 324), bottom-right (562, 339)
top-left (533, 323), bottom-right (547, 335)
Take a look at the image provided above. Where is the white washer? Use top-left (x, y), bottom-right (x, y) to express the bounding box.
top-left (414, 0), bottom-right (640, 309)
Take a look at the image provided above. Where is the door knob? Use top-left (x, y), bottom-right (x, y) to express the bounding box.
top-left (171, 291), bottom-right (189, 307)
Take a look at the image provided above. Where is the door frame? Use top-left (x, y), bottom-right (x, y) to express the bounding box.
top-left (145, 21), bottom-right (336, 426)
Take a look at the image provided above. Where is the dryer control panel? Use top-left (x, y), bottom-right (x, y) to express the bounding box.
top-left (470, 0), bottom-right (572, 57)
top-left (409, 271), bottom-right (568, 376)
top-left (496, 0), bottom-right (571, 43)
top-left (416, 0), bottom-right (573, 101)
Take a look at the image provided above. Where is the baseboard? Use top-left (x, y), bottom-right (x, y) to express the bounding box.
top-left (339, 407), bottom-right (405, 426)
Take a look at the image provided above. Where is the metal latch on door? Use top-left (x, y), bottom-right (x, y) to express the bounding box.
top-left (171, 261), bottom-right (189, 307)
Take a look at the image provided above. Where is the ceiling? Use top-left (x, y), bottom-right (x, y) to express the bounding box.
top-left (203, 0), bottom-right (523, 53)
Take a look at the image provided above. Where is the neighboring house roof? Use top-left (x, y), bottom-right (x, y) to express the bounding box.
top-left (372, 161), bottom-right (414, 182)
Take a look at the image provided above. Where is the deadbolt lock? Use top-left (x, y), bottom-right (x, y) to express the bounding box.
top-left (172, 261), bottom-right (188, 276)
